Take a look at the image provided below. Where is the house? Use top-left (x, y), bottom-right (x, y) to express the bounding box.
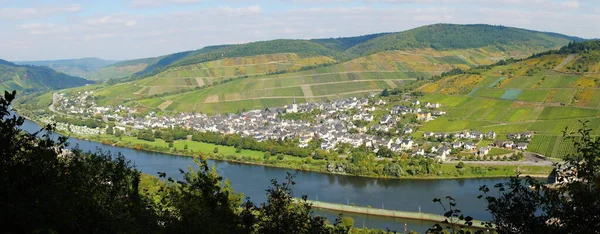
top-left (417, 112), bottom-right (431, 121)
top-left (486, 131), bottom-right (497, 139)
top-left (463, 142), bottom-right (476, 150)
top-left (432, 110), bottom-right (446, 116)
top-left (439, 145), bottom-right (451, 156)
top-left (380, 114), bottom-right (393, 124)
top-left (504, 141), bottom-right (515, 149)
top-left (412, 100), bottom-right (420, 106)
top-left (390, 144), bottom-right (402, 152)
top-left (470, 131), bottom-right (483, 139)
top-left (523, 131), bottom-right (534, 138)
top-left (507, 133), bottom-right (521, 140)
top-left (479, 147), bottom-right (491, 155)
top-left (452, 141), bottom-right (464, 149)
top-left (424, 102), bottom-right (441, 108)
top-left (430, 145), bottom-right (438, 153)
top-left (415, 148), bottom-right (425, 156)
top-left (423, 132), bottom-right (434, 138)
top-left (400, 139), bottom-right (414, 150)
top-left (516, 142), bottom-right (529, 150)
top-left (390, 105), bottom-right (410, 115)
top-left (404, 127), bottom-right (413, 134)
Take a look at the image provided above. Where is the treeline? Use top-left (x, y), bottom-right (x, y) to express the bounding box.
top-left (345, 24), bottom-right (576, 56)
top-left (54, 115), bottom-right (105, 128)
top-left (191, 131), bottom-right (314, 158)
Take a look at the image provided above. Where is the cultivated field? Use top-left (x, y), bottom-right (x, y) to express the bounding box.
top-left (418, 54), bottom-right (600, 158)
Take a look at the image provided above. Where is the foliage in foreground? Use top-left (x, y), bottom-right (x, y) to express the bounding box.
top-left (0, 90), bottom-right (350, 233)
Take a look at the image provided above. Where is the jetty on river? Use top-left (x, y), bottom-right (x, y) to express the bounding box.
top-left (307, 199), bottom-right (494, 230)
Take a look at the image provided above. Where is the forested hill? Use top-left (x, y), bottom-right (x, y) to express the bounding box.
top-left (0, 59), bottom-right (93, 93)
top-left (15, 58), bottom-right (118, 78)
top-left (103, 24), bottom-right (581, 80)
top-left (344, 24), bottom-right (584, 56)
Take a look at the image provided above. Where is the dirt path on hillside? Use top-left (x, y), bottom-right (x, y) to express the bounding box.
top-left (385, 80), bottom-right (397, 88)
top-left (254, 71), bottom-right (423, 81)
top-left (301, 85), bottom-right (314, 97)
top-left (133, 87), bottom-right (148, 95)
top-left (204, 95), bottom-right (219, 103)
top-left (195, 77), bottom-right (205, 87)
top-left (157, 100), bottom-right (173, 110)
top-left (202, 89), bottom-right (381, 103)
top-left (259, 79), bottom-right (414, 91)
top-left (554, 54), bottom-right (576, 70)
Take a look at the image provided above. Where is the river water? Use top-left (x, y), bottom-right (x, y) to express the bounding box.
top-left (19, 117), bottom-right (506, 233)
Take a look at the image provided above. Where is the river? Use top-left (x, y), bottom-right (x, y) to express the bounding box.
top-left (19, 117), bottom-right (506, 233)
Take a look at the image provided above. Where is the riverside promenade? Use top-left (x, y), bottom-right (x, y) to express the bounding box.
top-left (307, 199), bottom-right (494, 230)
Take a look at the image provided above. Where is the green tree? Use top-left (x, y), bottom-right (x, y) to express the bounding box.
top-left (263, 151), bottom-right (271, 161)
top-left (340, 216), bottom-right (355, 229)
top-left (456, 161), bottom-right (465, 169)
top-left (213, 147), bottom-right (219, 153)
top-left (381, 88), bottom-right (390, 97)
top-left (0, 91), bottom-right (158, 233)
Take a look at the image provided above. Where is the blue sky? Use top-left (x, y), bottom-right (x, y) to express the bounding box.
top-left (1, 0), bottom-right (598, 61)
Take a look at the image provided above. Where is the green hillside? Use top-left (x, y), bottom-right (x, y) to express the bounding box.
top-left (416, 40), bottom-right (600, 158)
top-left (86, 56), bottom-right (164, 81)
top-left (25, 24), bottom-right (583, 115)
top-left (15, 58), bottom-right (118, 78)
top-left (0, 59), bottom-right (93, 93)
top-left (109, 24), bottom-right (581, 80)
top-left (345, 24), bottom-right (583, 57)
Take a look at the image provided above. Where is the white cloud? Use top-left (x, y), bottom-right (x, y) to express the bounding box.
top-left (130, 0), bottom-right (200, 8)
top-left (84, 16), bottom-right (138, 27)
top-left (218, 5), bottom-right (262, 14)
top-left (0, 4), bottom-right (81, 20)
top-left (561, 0), bottom-right (580, 9)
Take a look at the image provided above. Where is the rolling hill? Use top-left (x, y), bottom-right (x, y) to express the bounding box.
top-left (415, 40), bottom-right (600, 158)
top-left (26, 24), bottom-right (584, 115)
top-left (15, 58), bottom-right (118, 79)
top-left (0, 58), bottom-right (93, 93)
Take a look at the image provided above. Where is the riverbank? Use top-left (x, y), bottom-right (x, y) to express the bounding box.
top-left (18, 112), bottom-right (553, 181)
top-left (307, 199), bottom-right (494, 231)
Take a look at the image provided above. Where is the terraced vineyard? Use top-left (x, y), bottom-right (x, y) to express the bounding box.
top-left (418, 52), bottom-right (600, 158)
top-left (61, 47), bottom-right (516, 114)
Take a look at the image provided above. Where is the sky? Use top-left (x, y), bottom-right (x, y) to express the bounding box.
top-left (1, 0), bottom-right (598, 61)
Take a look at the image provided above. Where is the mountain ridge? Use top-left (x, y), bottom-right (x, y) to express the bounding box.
top-left (93, 24), bottom-right (583, 82)
top-left (0, 58), bottom-right (93, 93)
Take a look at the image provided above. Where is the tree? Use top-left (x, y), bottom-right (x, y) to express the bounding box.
top-left (0, 91), bottom-right (158, 233)
top-left (277, 154), bottom-right (285, 160)
top-left (455, 161), bottom-right (465, 169)
top-left (376, 146), bottom-right (394, 158)
top-left (241, 173), bottom-right (348, 234)
top-left (381, 88), bottom-right (390, 97)
top-left (340, 216), bottom-right (355, 230)
top-left (263, 151), bottom-right (271, 161)
top-left (213, 147), bottom-right (219, 153)
top-left (106, 125), bottom-right (114, 135)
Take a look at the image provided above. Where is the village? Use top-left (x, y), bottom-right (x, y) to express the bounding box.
top-left (50, 91), bottom-right (532, 161)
